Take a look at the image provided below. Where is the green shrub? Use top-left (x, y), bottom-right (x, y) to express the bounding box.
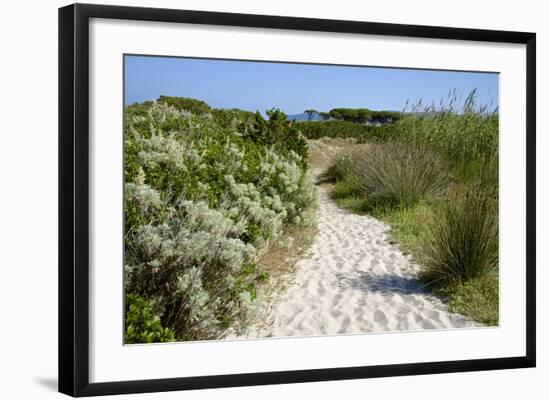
top-left (125, 294), bottom-right (175, 344)
top-left (125, 196), bottom-right (259, 340)
top-left (422, 190), bottom-right (498, 284)
top-left (211, 108), bottom-right (256, 129)
top-left (245, 109), bottom-right (309, 168)
top-left (124, 98), bottom-right (315, 341)
top-left (351, 143), bottom-right (449, 210)
top-left (157, 95), bottom-right (211, 115)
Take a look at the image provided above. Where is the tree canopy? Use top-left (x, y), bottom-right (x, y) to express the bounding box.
top-left (327, 108), bottom-right (401, 124)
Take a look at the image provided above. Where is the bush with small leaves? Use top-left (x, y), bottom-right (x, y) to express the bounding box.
top-left (125, 294), bottom-right (175, 344)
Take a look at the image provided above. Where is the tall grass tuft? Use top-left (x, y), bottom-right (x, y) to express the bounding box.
top-left (352, 143), bottom-right (449, 210)
top-left (422, 190), bottom-right (498, 284)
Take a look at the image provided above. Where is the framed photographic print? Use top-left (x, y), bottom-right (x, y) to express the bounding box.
top-left (58, 3), bottom-right (536, 397)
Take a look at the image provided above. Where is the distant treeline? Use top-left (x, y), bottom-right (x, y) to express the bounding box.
top-left (134, 96), bottom-right (399, 144)
top-left (293, 120), bottom-right (395, 143)
top-left (301, 108), bottom-right (401, 124)
top-left (325, 108), bottom-right (401, 123)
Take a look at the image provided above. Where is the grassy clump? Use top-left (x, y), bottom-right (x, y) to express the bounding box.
top-left (326, 143), bottom-right (449, 212)
top-left (353, 143), bottom-right (449, 210)
top-left (422, 190), bottom-right (498, 284)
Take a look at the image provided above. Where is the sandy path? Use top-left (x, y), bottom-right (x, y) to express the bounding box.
top-left (248, 186), bottom-right (478, 338)
top-left (228, 140), bottom-right (478, 339)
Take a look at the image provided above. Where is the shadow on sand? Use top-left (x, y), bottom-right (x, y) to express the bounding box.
top-left (335, 271), bottom-right (432, 296)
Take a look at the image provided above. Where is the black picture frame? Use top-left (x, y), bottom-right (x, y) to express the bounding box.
top-left (58, 3), bottom-right (536, 397)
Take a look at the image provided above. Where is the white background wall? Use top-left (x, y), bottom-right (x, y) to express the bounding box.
top-left (0, 0), bottom-right (546, 399)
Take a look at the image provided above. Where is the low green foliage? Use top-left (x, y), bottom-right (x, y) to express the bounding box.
top-left (331, 176), bottom-right (362, 199)
top-left (435, 274), bottom-right (499, 326)
top-left (125, 294), bottom-right (175, 344)
top-left (372, 202), bottom-right (435, 257)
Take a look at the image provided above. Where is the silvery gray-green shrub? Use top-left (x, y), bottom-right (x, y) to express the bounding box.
top-left (124, 98), bottom-right (315, 342)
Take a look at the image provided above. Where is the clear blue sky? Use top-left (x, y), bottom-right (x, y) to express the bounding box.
top-left (124, 55), bottom-right (499, 114)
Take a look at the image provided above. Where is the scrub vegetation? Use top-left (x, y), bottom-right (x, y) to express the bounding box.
top-left (124, 97), bottom-right (316, 342)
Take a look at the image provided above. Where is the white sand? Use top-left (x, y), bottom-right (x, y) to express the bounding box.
top-left (230, 185), bottom-right (478, 339)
